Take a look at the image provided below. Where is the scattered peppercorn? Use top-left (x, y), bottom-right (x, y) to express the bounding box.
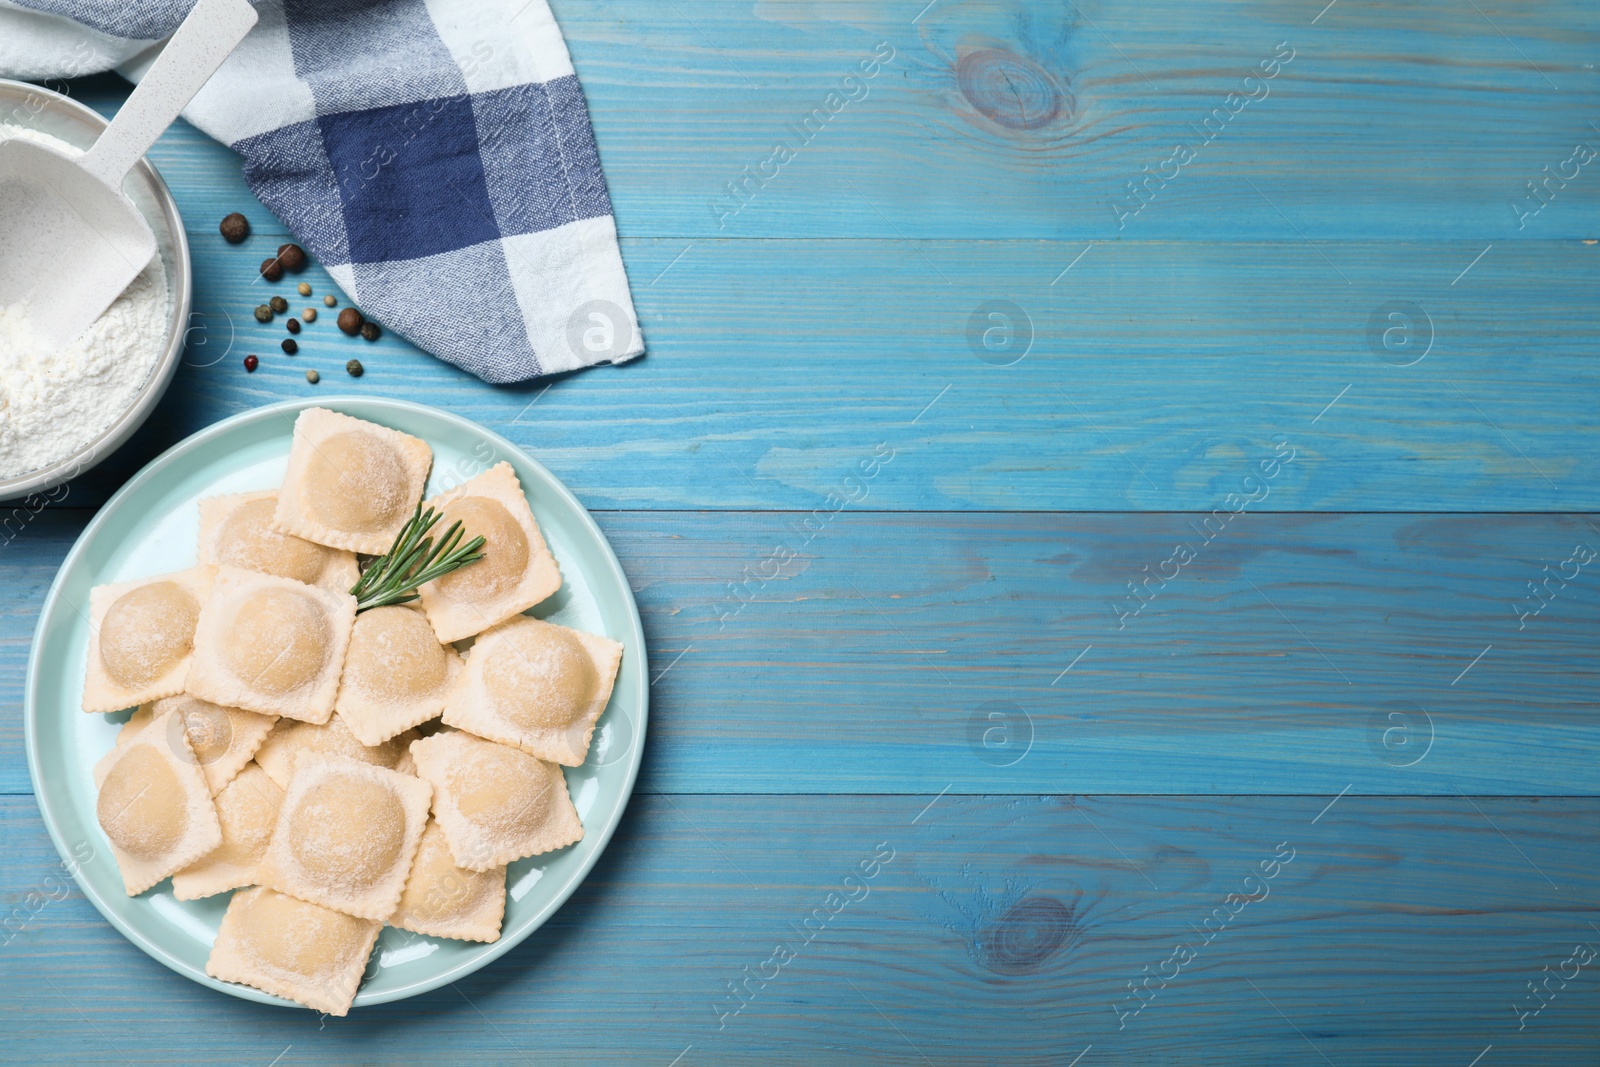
top-left (336, 307), bottom-right (363, 335)
top-left (253, 304), bottom-right (273, 323)
top-left (301, 308), bottom-right (317, 323)
top-left (277, 243), bottom-right (308, 273)
top-left (269, 295), bottom-right (288, 313)
top-left (286, 317), bottom-right (301, 334)
top-left (281, 338), bottom-right (298, 355)
top-left (259, 257), bottom-right (283, 282)
top-left (296, 281), bottom-right (312, 297)
top-left (346, 359), bottom-right (364, 377)
top-left (243, 354), bottom-right (259, 372)
top-left (306, 369), bottom-right (320, 384)
top-left (219, 213), bottom-right (250, 243)
top-left (360, 321), bottom-right (381, 342)
top-left (323, 294), bottom-right (337, 307)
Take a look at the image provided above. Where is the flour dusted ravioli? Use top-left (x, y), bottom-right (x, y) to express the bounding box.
top-left (171, 763), bottom-right (284, 900)
top-left (186, 566), bottom-right (355, 723)
top-left (409, 731), bottom-right (582, 872)
top-left (441, 616), bottom-right (622, 766)
top-left (334, 605), bottom-right (461, 746)
top-left (253, 713), bottom-right (415, 790)
top-left (275, 408), bottom-right (432, 554)
top-left (93, 712), bottom-right (222, 895)
top-left (82, 566), bottom-right (213, 712)
top-left (257, 757), bottom-right (431, 921)
top-left (143, 694), bottom-right (278, 794)
top-left (207, 887), bottom-right (380, 1016)
top-left (199, 490), bottom-right (359, 593)
top-left (416, 463), bottom-right (561, 643)
top-left (390, 819), bottom-right (505, 942)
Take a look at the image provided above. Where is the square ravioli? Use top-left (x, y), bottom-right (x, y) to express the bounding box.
top-left (334, 605), bottom-right (462, 746)
top-left (82, 565), bottom-right (214, 713)
top-left (416, 462), bottom-right (561, 643)
top-left (441, 615), bottom-right (622, 766)
top-left (145, 695), bottom-right (277, 794)
top-left (199, 490), bottom-right (359, 593)
top-left (186, 566), bottom-right (356, 723)
top-left (256, 757), bottom-right (432, 921)
top-left (253, 713), bottom-right (416, 790)
top-left (171, 763), bottom-right (284, 900)
top-left (409, 730), bottom-right (582, 872)
top-left (93, 711), bottom-right (223, 895)
top-left (207, 887), bottom-right (381, 1016)
top-left (274, 407), bottom-right (432, 554)
top-left (390, 819), bottom-right (505, 943)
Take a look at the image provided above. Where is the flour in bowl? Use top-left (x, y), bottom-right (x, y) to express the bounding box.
top-left (0, 124), bottom-right (170, 481)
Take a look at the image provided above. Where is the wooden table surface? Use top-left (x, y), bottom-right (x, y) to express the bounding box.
top-left (4, 2), bottom-right (1599, 1063)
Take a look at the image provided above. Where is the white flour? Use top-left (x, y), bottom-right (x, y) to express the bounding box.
top-left (0, 124), bottom-right (170, 481)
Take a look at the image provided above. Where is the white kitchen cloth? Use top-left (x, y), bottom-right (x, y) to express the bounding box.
top-left (0, 0), bottom-right (644, 383)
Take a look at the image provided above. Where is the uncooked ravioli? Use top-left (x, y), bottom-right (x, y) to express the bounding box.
top-left (185, 566), bottom-right (355, 723)
top-left (82, 566), bottom-right (213, 713)
top-left (255, 757), bottom-right (432, 921)
top-left (274, 408), bottom-right (432, 554)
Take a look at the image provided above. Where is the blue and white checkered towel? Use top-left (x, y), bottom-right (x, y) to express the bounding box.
top-left (0, 0), bottom-right (643, 383)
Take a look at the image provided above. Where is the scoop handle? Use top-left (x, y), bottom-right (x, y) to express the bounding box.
top-left (80, 0), bottom-right (258, 189)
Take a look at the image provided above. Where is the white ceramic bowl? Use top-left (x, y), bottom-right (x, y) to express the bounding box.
top-left (0, 78), bottom-right (191, 503)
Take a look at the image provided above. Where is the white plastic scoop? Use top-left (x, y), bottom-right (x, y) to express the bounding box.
top-left (0, 0), bottom-right (257, 350)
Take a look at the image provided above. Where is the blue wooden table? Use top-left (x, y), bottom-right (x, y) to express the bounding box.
top-left (4, 2), bottom-right (1599, 1063)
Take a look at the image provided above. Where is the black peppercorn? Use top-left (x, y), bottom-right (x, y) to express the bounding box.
top-left (281, 338), bottom-right (298, 354)
top-left (346, 359), bottom-right (364, 377)
top-left (277, 243), bottom-right (308, 273)
top-left (360, 321), bottom-right (381, 342)
top-left (219, 213), bottom-right (250, 243)
top-left (259, 257), bottom-right (283, 282)
top-left (269, 295), bottom-right (288, 314)
top-left (336, 307), bottom-right (363, 336)
top-left (253, 304), bottom-right (273, 323)
top-left (286, 317), bottom-right (301, 334)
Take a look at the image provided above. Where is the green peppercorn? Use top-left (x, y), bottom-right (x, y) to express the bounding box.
top-left (269, 295), bottom-right (288, 314)
top-left (346, 359), bottom-right (364, 377)
top-left (360, 321), bottom-right (381, 342)
top-left (253, 304), bottom-right (273, 323)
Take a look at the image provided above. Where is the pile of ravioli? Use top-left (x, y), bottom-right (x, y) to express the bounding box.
top-left (81, 408), bottom-right (623, 1015)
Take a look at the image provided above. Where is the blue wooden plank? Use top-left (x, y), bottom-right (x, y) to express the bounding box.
top-left (5, 509), bottom-right (1596, 797)
top-left (29, 236), bottom-right (1600, 513)
top-left (1, 794), bottom-right (1595, 1065)
top-left (66, 1), bottom-right (1600, 241)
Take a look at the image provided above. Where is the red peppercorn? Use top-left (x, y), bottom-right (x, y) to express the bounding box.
top-left (243, 354), bottom-right (259, 372)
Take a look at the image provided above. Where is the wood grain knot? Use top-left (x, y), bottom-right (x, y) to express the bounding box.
top-left (955, 49), bottom-right (1065, 130)
top-left (979, 896), bottom-right (1078, 974)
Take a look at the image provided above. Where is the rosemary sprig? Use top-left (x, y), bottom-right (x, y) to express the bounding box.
top-left (351, 503), bottom-right (486, 612)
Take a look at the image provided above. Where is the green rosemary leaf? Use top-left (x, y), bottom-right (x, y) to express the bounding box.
top-left (352, 504), bottom-right (487, 612)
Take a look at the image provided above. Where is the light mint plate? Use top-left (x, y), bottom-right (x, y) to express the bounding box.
top-left (25, 397), bottom-right (648, 1010)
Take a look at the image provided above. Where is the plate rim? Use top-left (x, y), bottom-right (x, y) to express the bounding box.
top-left (24, 395), bottom-right (649, 1009)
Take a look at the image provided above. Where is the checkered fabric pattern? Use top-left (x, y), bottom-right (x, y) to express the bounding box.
top-left (0, 0), bottom-right (643, 383)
